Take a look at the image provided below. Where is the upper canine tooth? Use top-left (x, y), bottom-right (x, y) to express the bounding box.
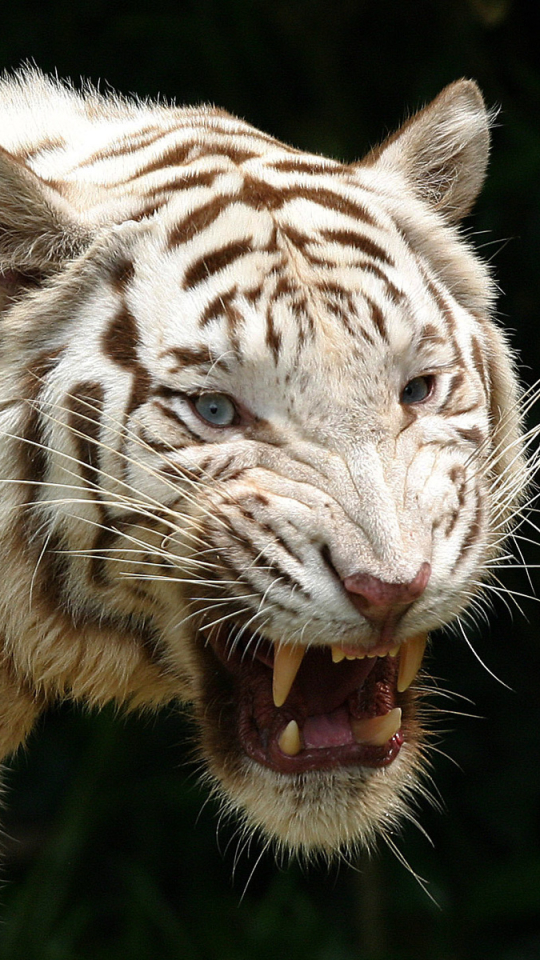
top-left (332, 647), bottom-right (346, 663)
top-left (273, 643), bottom-right (305, 707)
top-left (397, 634), bottom-right (428, 692)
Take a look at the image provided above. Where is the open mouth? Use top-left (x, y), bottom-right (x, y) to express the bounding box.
top-left (207, 628), bottom-right (428, 775)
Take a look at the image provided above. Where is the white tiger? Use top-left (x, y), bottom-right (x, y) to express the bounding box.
top-left (0, 70), bottom-right (526, 858)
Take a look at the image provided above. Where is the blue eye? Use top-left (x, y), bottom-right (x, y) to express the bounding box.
top-left (400, 376), bottom-right (433, 405)
top-left (193, 393), bottom-right (237, 426)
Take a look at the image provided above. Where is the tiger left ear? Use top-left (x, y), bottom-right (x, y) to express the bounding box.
top-left (0, 146), bottom-right (90, 275)
top-left (362, 80), bottom-right (491, 224)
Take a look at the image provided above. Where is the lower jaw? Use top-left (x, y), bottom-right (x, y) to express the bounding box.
top-left (238, 701), bottom-right (406, 775)
top-left (243, 728), bottom-right (404, 774)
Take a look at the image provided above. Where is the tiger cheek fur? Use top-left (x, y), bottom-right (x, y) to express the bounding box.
top-left (0, 71), bottom-right (525, 857)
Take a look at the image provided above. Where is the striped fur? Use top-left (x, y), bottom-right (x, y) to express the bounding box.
top-left (0, 70), bottom-right (527, 857)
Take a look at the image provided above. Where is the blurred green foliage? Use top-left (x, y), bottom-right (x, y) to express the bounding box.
top-left (1, 1), bottom-right (540, 957)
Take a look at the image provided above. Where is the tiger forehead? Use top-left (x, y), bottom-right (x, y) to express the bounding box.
top-left (124, 179), bottom-right (440, 357)
top-left (127, 222), bottom-right (456, 385)
top-left (132, 260), bottom-right (445, 382)
top-left (156, 160), bottom-right (395, 274)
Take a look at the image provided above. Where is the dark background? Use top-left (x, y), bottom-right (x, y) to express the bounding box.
top-left (1, 1), bottom-right (540, 958)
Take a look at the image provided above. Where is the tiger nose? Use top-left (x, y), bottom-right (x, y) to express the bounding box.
top-left (342, 562), bottom-right (431, 621)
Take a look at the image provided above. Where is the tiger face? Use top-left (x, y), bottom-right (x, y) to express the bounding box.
top-left (0, 73), bottom-right (524, 856)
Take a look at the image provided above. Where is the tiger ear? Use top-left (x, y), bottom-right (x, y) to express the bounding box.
top-left (362, 80), bottom-right (490, 223)
top-left (0, 146), bottom-right (90, 275)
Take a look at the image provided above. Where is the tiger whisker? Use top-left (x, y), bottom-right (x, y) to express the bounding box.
top-left (14, 405), bottom-right (239, 542)
top-left (59, 547), bottom-right (216, 571)
top-left (0, 452), bottom-right (216, 551)
top-left (31, 391), bottom-right (254, 530)
top-left (456, 620), bottom-right (513, 689)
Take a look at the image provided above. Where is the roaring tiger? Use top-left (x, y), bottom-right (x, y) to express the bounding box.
top-left (0, 70), bottom-right (526, 858)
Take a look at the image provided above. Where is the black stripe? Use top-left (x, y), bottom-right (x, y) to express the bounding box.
top-left (183, 240), bottom-right (252, 290)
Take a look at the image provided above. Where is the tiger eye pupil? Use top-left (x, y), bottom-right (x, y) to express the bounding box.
top-left (194, 393), bottom-right (236, 426)
top-left (401, 376), bottom-right (431, 405)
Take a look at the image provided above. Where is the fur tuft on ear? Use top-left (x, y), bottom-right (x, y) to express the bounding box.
top-left (363, 80), bottom-right (490, 223)
top-left (0, 146), bottom-right (91, 276)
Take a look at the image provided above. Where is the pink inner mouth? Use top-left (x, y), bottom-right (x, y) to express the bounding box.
top-left (303, 707), bottom-right (355, 748)
top-left (209, 631), bottom-right (404, 774)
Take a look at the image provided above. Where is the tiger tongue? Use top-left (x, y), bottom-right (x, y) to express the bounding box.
top-left (304, 706), bottom-right (403, 749)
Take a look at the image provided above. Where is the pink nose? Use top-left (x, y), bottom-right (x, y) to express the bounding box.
top-left (342, 562), bottom-right (431, 622)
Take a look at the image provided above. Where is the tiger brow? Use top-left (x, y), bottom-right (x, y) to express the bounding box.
top-left (414, 350), bottom-right (462, 373)
top-left (161, 346), bottom-right (213, 368)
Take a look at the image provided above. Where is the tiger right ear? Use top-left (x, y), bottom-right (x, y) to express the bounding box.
top-left (362, 80), bottom-right (491, 224)
top-left (0, 146), bottom-right (90, 276)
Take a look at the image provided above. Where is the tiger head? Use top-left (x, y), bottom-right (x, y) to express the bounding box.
top-left (0, 74), bottom-right (524, 857)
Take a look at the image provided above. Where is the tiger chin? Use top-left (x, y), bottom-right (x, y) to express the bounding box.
top-left (0, 70), bottom-right (526, 860)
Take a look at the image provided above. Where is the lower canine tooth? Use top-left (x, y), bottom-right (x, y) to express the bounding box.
top-left (278, 720), bottom-right (302, 756)
top-left (351, 707), bottom-right (402, 746)
top-left (397, 634), bottom-right (428, 692)
top-left (273, 643), bottom-right (305, 707)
